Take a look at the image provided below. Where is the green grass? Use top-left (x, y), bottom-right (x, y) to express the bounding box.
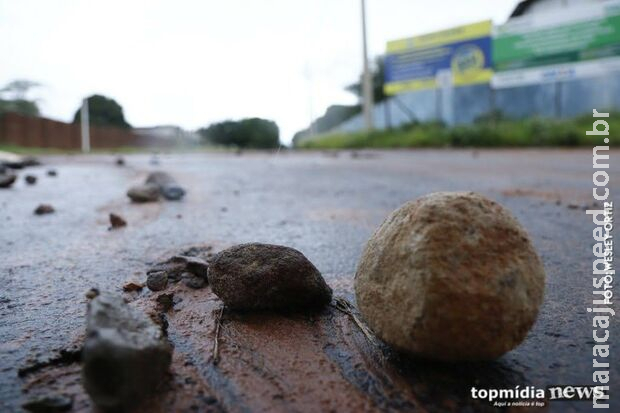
top-left (296, 113), bottom-right (620, 149)
top-left (0, 144), bottom-right (76, 155)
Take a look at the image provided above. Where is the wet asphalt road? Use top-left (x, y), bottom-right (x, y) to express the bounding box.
top-left (1, 149), bottom-right (619, 412)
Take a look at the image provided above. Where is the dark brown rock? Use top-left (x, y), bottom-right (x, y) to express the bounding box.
top-left (122, 282), bottom-right (144, 292)
top-left (355, 192), bottom-right (545, 361)
top-left (25, 175), bottom-right (37, 185)
top-left (208, 243), bottom-right (332, 311)
top-left (34, 204), bottom-right (54, 215)
top-left (47, 169), bottom-right (57, 177)
top-left (109, 213), bottom-right (127, 229)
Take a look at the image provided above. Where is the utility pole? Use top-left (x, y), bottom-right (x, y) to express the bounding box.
top-left (361, 0), bottom-right (374, 131)
top-left (304, 62), bottom-right (317, 137)
top-left (80, 98), bottom-right (90, 153)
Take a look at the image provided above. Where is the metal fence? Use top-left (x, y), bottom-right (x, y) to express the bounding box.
top-left (329, 72), bottom-right (620, 134)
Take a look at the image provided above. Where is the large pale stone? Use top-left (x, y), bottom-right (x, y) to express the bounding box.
top-left (82, 294), bottom-right (172, 409)
top-left (355, 192), bottom-right (545, 361)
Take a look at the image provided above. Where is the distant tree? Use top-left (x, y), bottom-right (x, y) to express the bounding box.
top-left (0, 99), bottom-right (39, 116)
top-left (0, 79), bottom-right (41, 116)
top-left (345, 56), bottom-right (387, 104)
top-left (0, 80), bottom-right (41, 100)
top-left (73, 94), bottom-right (131, 128)
top-left (198, 118), bottom-right (280, 149)
top-left (292, 104), bottom-right (361, 145)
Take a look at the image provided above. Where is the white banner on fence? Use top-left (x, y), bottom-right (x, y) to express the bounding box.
top-left (491, 56), bottom-right (620, 89)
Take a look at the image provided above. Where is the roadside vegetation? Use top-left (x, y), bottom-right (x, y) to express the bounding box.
top-left (296, 112), bottom-right (620, 149)
top-left (198, 118), bottom-right (280, 149)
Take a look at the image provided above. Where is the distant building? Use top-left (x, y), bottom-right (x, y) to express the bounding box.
top-left (510, 0), bottom-right (602, 18)
top-left (133, 125), bottom-right (200, 145)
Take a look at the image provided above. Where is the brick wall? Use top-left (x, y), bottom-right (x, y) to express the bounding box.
top-left (0, 112), bottom-right (149, 149)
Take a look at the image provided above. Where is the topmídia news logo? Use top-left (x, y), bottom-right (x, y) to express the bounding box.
top-left (471, 385), bottom-right (607, 408)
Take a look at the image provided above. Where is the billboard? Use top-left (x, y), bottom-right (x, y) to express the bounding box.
top-left (384, 20), bottom-right (493, 95)
top-left (492, 1), bottom-right (620, 88)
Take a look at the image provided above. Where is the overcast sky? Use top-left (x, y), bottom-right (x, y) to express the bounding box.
top-left (1, 0), bottom-right (517, 144)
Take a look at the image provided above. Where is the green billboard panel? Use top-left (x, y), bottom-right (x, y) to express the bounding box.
top-left (494, 2), bottom-right (620, 72)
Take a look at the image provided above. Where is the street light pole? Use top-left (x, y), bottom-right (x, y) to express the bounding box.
top-left (361, 0), bottom-right (374, 132)
top-left (80, 98), bottom-right (90, 153)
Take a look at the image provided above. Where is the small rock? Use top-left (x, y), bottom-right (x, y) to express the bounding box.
top-left (180, 245), bottom-right (213, 260)
top-left (183, 256), bottom-right (209, 278)
top-left (82, 293), bottom-right (172, 410)
top-left (85, 288), bottom-right (100, 299)
top-left (25, 175), bottom-right (37, 185)
top-left (567, 203), bottom-right (580, 209)
top-left (0, 173), bottom-right (17, 188)
top-left (146, 171), bottom-right (186, 201)
top-left (147, 256), bottom-right (187, 282)
top-left (109, 213), bottom-right (127, 229)
top-left (34, 204), bottom-right (54, 215)
top-left (22, 395), bottom-right (72, 412)
top-left (146, 271), bottom-right (168, 291)
top-left (355, 192), bottom-right (545, 361)
top-left (5, 156), bottom-right (40, 169)
top-left (47, 169), bottom-right (57, 177)
top-left (155, 292), bottom-right (174, 311)
top-left (115, 156), bottom-right (125, 166)
top-left (122, 282), bottom-right (144, 292)
top-left (208, 243), bottom-right (332, 311)
top-left (147, 255), bottom-right (209, 282)
top-left (182, 272), bottom-right (206, 289)
top-left (127, 183), bottom-right (160, 203)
